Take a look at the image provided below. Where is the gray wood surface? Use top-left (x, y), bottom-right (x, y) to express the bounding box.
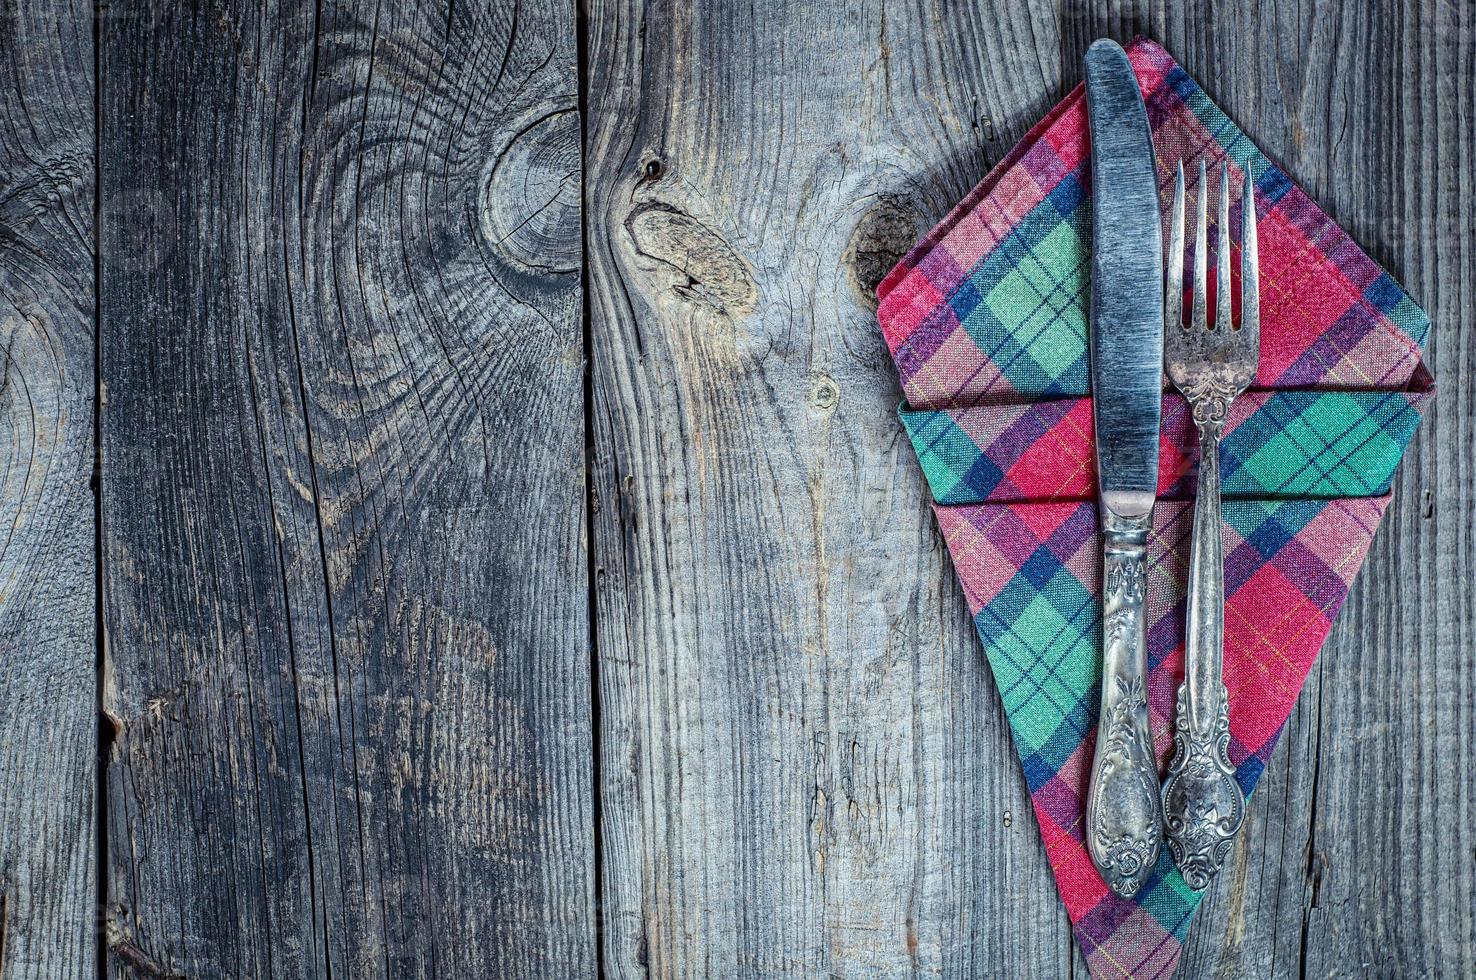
top-left (588, 1), bottom-right (1474, 978)
top-left (0, 0), bottom-right (1470, 977)
top-left (584, 2), bottom-right (1072, 977)
top-left (0, 0), bottom-right (97, 977)
top-left (97, 1), bottom-right (592, 977)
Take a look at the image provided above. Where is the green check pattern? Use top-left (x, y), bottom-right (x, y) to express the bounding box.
top-left (899, 388), bottom-right (1429, 505)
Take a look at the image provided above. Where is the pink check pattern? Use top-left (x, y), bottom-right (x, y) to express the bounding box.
top-left (875, 38), bottom-right (1431, 979)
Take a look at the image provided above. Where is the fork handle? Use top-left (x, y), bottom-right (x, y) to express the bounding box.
top-left (1161, 422), bottom-right (1246, 890)
top-left (1086, 507), bottom-right (1163, 898)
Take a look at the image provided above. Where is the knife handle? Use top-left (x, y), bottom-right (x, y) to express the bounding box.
top-left (1161, 422), bottom-right (1245, 890)
top-left (1086, 507), bottom-right (1163, 898)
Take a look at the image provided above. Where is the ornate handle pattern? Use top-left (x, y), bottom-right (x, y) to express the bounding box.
top-left (1160, 420), bottom-right (1245, 890)
top-left (1086, 508), bottom-right (1163, 898)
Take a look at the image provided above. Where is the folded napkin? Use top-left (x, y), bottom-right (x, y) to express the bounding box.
top-left (876, 38), bottom-right (1432, 980)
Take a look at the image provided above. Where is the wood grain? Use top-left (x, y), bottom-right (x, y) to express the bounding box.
top-left (0, 0), bottom-right (1467, 976)
top-left (588, 1), bottom-right (1474, 977)
top-left (1293, 0), bottom-right (1476, 975)
top-left (1058, 3), bottom-right (1476, 977)
top-left (585, 2), bottom-right (1073, 977)
top-left (0, 1), bottom-right (97, 977)
top-left (98, 1), bottom-right (593, 977)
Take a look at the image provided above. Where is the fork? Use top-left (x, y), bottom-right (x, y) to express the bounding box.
top-left (1159, 159), bottom-right (1258, 890)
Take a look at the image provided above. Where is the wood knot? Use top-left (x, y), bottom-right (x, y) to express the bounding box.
top-left (0, 155), bottom-right (87, 230)
top-left (480, 108), bottom-right (580, 276)
top-left (807, 372), bottom-right (839, 417)
top-left (623, 202), bottom-right (756, 316)
top-left (844, 197), bottom-right (921, 309)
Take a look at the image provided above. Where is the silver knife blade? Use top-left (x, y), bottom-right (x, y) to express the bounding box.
top-left (1086, 39), bottom-right (1162, 517)
top-left (1082, 37), bottom-right (1165, 900)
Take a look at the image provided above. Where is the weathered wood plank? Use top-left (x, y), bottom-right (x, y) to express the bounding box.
top-left (586, 2), bottom-right (1076, 976)
top-left (1053, 10), bottom-right (1342, 977)
top-left (99, 2), bottom-right (592, 977)
top-left (0, 1), bottom-right (96, 977)
top-left (1063, 2), bottom-right (1476, 976)
top-left (590, 1), bottom-right (1473, 977)
top-left (1293, 0), bottom-right (1476, 974)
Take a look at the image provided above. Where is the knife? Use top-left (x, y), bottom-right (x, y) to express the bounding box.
top-left (1082, 38), bottom-right (1165, 899)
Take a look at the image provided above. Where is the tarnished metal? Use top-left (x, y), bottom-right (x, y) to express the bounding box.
top-left (1083, 38), bottom-right (1165, 900)
top-left (1160, 160), bottom-right (1259, 890)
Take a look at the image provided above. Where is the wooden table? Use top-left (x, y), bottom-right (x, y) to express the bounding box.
top-left (1, 1), bottom-right (1471, 976)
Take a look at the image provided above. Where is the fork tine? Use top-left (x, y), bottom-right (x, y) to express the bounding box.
top-left (1216, 162), bottom-right (1232, 331)
top-left (1240, 168), bottom-right (1260, 355)
top-left (1166, 161), bottom-right (1185, 332)
top-left (1192, 159), bottom-right (1208, 334)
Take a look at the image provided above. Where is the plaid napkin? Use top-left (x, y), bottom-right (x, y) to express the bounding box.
top-left (876, 38), bottom-right (1432, 980)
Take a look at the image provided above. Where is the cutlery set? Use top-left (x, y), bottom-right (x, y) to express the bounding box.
top-left (1083, 39), bottom-right (1258, 897)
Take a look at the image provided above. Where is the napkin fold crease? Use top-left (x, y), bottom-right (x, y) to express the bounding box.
top-left (875, 38), bottom-right (1431, 980)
